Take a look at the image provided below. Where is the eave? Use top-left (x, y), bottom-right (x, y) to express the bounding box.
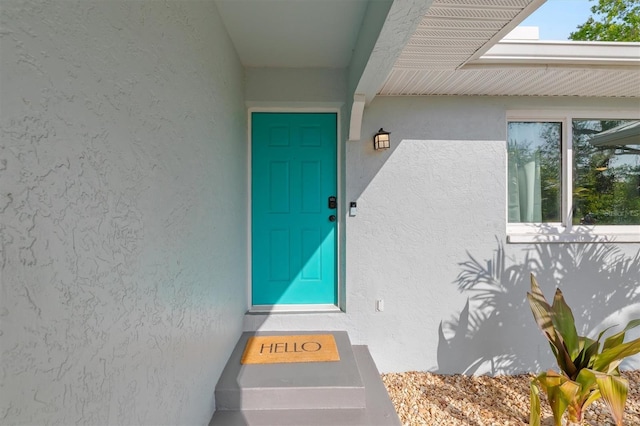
top-left (474, 40), bottom-right (640, 67)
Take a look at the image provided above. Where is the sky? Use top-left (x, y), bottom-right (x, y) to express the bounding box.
top-left (519, 0), bottom-right (595, 40)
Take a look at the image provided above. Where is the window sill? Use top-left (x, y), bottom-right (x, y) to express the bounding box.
top-left (507, 225), bottom-right (640, 244)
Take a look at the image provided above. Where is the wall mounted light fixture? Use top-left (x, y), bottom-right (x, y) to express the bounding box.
top-left (373, 128), bottom-right (390, 150)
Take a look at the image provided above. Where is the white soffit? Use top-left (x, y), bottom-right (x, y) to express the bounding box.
top-left (381, 67), bottom-right (640, 97)
top-left (380, 0), bottom-right (640, 97)
top-left (392, 0), bottom-right (541, 70)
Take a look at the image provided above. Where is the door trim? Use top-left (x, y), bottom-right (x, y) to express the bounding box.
top-left (247, 105), bottom-right (344, 312)
top-left (250, 304), bottom-right (342, 314)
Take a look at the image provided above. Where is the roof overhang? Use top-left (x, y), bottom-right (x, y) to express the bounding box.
top-left (378, 0), bottom-right (640, 97)
top-left (389, 0), bottom-right (546, 71)
top-left (474, 40), bottom-right (640, 67)
top-left (214, 0), bottom-right (640, 99)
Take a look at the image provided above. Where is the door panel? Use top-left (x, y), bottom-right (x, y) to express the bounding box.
top-left (252, 113), bottom-right (337, 305)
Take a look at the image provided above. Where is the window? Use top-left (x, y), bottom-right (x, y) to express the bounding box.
top-left (508, 121), bottom-right (562, 223)
top-left (507, 111), bottom-right (640, 243)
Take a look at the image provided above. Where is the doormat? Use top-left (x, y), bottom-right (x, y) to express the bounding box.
top-left (241, 334), bottom-right (340, 364)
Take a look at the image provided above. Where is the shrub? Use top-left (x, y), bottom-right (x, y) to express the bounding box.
top-left (527, 274), bottom-right (640, 426)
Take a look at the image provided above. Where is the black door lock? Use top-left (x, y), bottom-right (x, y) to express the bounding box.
top-left (328, 196), bottom-right (337, 209)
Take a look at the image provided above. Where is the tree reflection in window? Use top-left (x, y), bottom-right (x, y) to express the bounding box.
top-left (573, 119), bottom-right (640, 225)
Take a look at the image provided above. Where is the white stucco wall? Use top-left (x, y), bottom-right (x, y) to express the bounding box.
top-left (351, 96), bottom-right (640, 374)
top-left (246, 68), bottom-right (347, 105)
top-left (245, 95), bottom-right (640, 375)
top-left (347, 97), bottom-right (506, 373)
top-left (0, 1), bottom-right (247, 424)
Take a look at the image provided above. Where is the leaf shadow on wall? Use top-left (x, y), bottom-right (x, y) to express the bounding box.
top-left (436, 238), bottom-right (640, 375)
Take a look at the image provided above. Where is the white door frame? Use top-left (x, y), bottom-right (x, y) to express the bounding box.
top-left (246, 104), bottom-right (344, 313)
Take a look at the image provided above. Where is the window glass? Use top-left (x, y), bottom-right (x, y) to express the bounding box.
top-left (507, 122), bottom-right (562, 223)
top-left (573, 119), bottom-right (640, 225)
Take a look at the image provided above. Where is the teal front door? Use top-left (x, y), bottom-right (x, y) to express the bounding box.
top-left (252, 112), bottom-right (337, 305)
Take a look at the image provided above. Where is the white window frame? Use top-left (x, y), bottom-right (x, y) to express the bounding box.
top-left (506, 109), bottom-right (640, 244)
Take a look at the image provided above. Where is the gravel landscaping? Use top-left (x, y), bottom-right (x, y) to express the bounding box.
top-left (382, 370), bottom-right (640, 426)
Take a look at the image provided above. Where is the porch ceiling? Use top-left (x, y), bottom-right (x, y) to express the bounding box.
top-left (214, 0), bottom-right (368, 68)
top-left (391, 0), bottom-right (541, 70)
top-left (380, 65), bottom-right (640, 97)
top-left (214, 0), bottom-right (640, 98)
top-left (380, 0), bottom-right (640, 97)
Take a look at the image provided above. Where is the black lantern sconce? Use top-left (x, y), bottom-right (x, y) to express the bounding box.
top-left (373, 128), bottom-right (390, 150)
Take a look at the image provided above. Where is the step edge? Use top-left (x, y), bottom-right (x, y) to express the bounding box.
top-left (351, 345), bottom-right (402, 426)
top-left (216, 386), bottom-right (367, 411)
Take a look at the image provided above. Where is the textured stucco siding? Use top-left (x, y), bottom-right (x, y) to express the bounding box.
top-left (350, 96), bottom-right (640, 373)
top-left (246, 68), bottom-right (347, 105)
top-left (0, 1), bottom-right (246, 424)
top-left (245, 95), bottom-right (640, 375)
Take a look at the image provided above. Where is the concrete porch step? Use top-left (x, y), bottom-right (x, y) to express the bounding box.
top-left (214, 331), bottom-right (365, 411)
top-left (209, 331), bottom-right (400, 426)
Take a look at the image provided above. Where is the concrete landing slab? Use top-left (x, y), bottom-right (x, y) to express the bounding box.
top-left (215, 331), bottom-right (365, 411)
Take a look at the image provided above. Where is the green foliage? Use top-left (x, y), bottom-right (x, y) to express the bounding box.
top-left (570, 0), bottom-right (640, 42)
top-left (572, 120), bottom-right (640, 225)
top-left (527, 274), bottom-right (640, 425)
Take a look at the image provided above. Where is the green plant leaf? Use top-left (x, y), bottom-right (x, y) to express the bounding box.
top-left (608, 361), bottom-right (622, 375)
top-left (593, 337), bottom-right (640, 372)
top-left (574, 368), bottom-right (600, 415)
top-left (583, 388), bottom-right (603, 413)
top-left (603, 319), bottom-right (640, 351)
top-left (595, 374), bottom-right (628, 426)
top-left (530, 380), bottom-right (541, 426)
top-left (558, 380), bottom-right (580, 416)
top-left (536, 371), bottom-right (580, 426)
top-left (527, 275), bottom-right (554, 331)
top-left (575, 336), bottom-right (599, 371)
top-left (551, 288), bottom-right (580, 359)
top-left (575, 368), bottom-right (597, 394)
top-left (527, 275), bottom-right (577, 377)
top-left (596, 325), bottom-right (617, 346)
top-left (548, 380), bottom-right (579, 426)
top-left (526, 275), bottom-right (639, 426)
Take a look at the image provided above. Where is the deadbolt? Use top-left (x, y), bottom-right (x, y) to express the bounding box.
top-left (329, 215), bottom-right (336, 222)
top-left (328, 196), bottom-right (337, 209)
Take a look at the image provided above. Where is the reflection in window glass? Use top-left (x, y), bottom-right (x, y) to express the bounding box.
top-left (507, 122), bottom-right (562, 223)
top-left (573, 120), bottom-right (640, 225)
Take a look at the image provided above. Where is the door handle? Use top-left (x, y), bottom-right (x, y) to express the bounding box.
top-left (328, 215), bottom-right (336, 222)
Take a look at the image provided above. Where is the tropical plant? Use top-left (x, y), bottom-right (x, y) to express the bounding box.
top-left (527, 274), bottom-right (640, 426)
